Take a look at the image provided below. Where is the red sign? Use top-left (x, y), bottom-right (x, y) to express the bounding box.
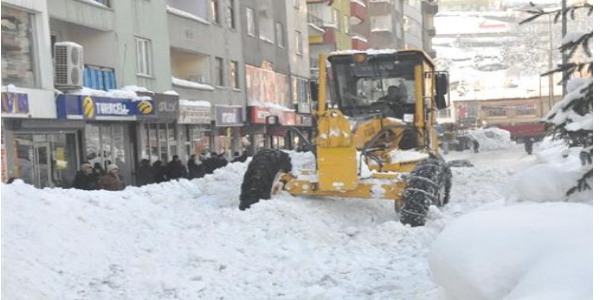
top-left (250, 107), bottom-right (271, 123)
top-left (250, 106), bottom-right (296, 126)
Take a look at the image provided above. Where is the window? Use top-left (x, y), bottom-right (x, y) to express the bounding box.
top-left (227, 0), bottom-right (235, 29)
top-left (343, 15), bottom-right (349, 34)
top-left (276, 22), bottom-right (285, 48)
top-left (332, 9), bottom-right (339, 29)
top-left (246, 7), bottom-right (256, 36)
top-left (2, 6), bottom-right (38, 88)
top-left (230, 60), bottom-right (239, 89)
top-left (211, 0), bottom-right (220, 25)
top-left (215, 57), bottom-right (225, 86)
top-left (136, 37), bottom-right (152, 76)
top-left (516, 104), bottom-right (536, 115)
top-left (295, 31), bottom-right (302, 55)
top-left (486, 106), bottom-right (507, 117)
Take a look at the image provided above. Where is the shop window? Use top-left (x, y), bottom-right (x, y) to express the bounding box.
top-left (1, 6), bottom-right (38, 88)
top-left (516, 104), bottom-right (536, 116)
top-left (487, 106), bottom-right (507, 117)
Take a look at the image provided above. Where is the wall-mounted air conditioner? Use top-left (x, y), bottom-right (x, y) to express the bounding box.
top-left (54, 42), bottom-right (84, 89)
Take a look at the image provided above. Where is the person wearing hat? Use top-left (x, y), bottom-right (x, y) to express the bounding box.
top-left (98, 164), bottom-right (125, 191)
top-left (72, 162), bottom-right (99, 190)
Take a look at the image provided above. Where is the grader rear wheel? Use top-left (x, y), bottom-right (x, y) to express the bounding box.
top-left (239, 149), bottom-right (292, 210)
top-left (397, 158), bottom-right (452, 227)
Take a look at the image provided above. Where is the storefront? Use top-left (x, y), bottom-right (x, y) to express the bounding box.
top-left (177, 99), bottom-right (213, 159)
top-left (136, 92), bottom-right (179, 164)
top-left (214, 105), bottom-right (245, 159)
top-left (2, 91), bottom-right (82, 188)
top-left (248, 106), bottom-right (298, 152)
top-left (56, 94), bottom-right (154, 186)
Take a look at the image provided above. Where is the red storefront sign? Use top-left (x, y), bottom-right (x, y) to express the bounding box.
top-left (250, 106), bottom-right (296, 126)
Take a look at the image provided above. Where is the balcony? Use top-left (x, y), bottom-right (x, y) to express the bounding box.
top-left (309, 27), bottom-right (336, 45)
top-left (370, 15), bottom-right (393, 33)
top-left (352, 35), bottom-right (368, 50)
top-left (350, 0), bottom-right (367, 25)
top-left (307, 11), bottom-right (325, 35)
top-left (48, 0), bottom-right (115, 31)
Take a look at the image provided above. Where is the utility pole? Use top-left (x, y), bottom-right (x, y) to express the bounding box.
top-left (561, 0), bottom-right (568, 95)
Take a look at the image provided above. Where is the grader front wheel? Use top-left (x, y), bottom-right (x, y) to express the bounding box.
top-left (239, 149), bottom-right (292, 210)
top-left (396, 158), bottom-right (452, 227)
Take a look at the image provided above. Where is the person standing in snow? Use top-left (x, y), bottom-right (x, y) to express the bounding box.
top-left (98, 164), bottom-right (125, 191)
top-left (72, 162), bottom-right (99, 190)
top-left (187, 155), bottom-right (205, 179)
top-left (167, 155), bottom-right (187, 180)
top-left (135, 159), bottom-right (155, 186)
top-left (472, 139), bottom-right (480, 153)
top-left (524, 138), bottom-right (533, 155)
top-left (152, 160), bottom-right (168, 183)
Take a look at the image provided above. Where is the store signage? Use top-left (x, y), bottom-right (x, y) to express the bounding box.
top-left (250, 106), bottom-right (296, 126)
top-left (1, 92), bottom-right (29, 115)
top-left (215, 105), bottom-right (244, 127)
top-left (137, 92), bottom-right (179, 121)
top-left (56, 95), bottom-right (155, 120)
top-left (178, 104), bottom-right (211, 124)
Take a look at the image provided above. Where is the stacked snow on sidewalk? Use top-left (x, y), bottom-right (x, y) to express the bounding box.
top-left (429, 202), bottom-right (592, 300)
top-left (466, 127), bottom-right (511, 151)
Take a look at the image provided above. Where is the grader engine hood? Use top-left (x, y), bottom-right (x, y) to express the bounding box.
top-left (349, 116), bottom-right (407, 150)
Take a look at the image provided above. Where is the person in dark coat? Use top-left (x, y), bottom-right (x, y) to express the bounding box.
top-left (524, 137), bottom-right (534, 155)
top-left (93, 162), bottom-right (106, 177)
top-left (204, 152), bottom-right (219, 175)
top-left (72, 162), bottom-right (99, 190)
top-left (187, 155), bottom-right (206, 179)
top-left (167, 155), bottom-right (187, 180)
top-left (472, 139), bottom-right (480, 153)
top-left (232, 150), bottom-right (249, 163)
top-left (136, 159), bottom-right (155, 186)
top-left (152, 160), bottom-right (168, 183)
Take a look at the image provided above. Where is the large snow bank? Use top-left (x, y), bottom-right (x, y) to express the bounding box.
top-left (466, 127), bottom-right (511, 151)
top-left (429, 202), bottom-right (592, 300)
top-left (507, 137), bottom-right (592, 204)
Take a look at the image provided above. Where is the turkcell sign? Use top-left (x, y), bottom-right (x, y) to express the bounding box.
top-left (56, 95), bottom-right (154, 120)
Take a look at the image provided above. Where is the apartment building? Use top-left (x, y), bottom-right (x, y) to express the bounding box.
top-left (241, 0), bottom-right (312, 152)
top-left (307, 0), bottom-right (354, 68)
top-left (2, 0), bottom-right (57, 187)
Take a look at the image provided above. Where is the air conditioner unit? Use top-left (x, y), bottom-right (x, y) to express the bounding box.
top-left (54, 42), bottom-right (84, 89)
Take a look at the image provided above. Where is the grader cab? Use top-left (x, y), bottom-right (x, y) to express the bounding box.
top-left (239, 50), bottom-right (452, 227)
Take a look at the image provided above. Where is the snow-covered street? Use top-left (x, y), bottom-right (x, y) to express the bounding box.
top-left (1, 142), bottom-right (591, 300)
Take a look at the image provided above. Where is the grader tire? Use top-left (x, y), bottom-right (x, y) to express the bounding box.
top-left (239, 149), bottom-right (292, 210)
top-left (398, 158), bottom-right (451, 227)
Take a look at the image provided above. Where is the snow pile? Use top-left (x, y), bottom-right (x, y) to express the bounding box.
top-left (429, 202), bottom-right (592, 300)
top-left (466, 127), bottom-right (511, 150)
top-left (506, 137), bottom-right (592, 204)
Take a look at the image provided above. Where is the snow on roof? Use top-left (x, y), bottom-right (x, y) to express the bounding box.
top-left (350, 0), bottom-right (366, 8)
top-left (66, 87), bottom-right (142, 99)
top-left (120, 85), bottom-right (153, 93)
top-left (172, 77), bottom-right (215, 91)
top-left (329, 48), bottom-right (398, 56)
top-left (179, 99), bottom-right (211, 107)
top-left (166, 5), bottom-right (210, 25)
top-left (163, 90), bottom-right (179, 96)
top-left (434, 15), bottom-right (511, 35)
top-left (78, 0), bottom-right (108, 8)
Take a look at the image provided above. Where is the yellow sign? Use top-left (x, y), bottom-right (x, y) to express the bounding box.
top-left (83, 96), bottom-right (94, 118)
top-left (137, 100), bottom-right (153, 114)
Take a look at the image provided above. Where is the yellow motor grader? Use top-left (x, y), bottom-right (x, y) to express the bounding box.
top-left (239, 50), bottom-right (451, 226)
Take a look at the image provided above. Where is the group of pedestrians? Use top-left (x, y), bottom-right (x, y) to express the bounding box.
top-left (72, 151), bottom-right (250, 190)
top-left (71, 162), bottom-right (124, 191)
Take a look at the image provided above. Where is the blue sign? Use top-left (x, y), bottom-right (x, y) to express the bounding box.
top-left (1, 92), bottom-right (29, 114)
top-left (56, 95), bottom-right (154, 120)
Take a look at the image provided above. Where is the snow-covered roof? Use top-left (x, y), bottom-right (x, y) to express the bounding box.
top-left (172, 77), bottom-right (215, 91)
top-left (248, 100), bottom-right (294, 111)
top-left (179, 99), bottom-right (211, 107)
top-left (166, 5), bottom-right (210, 25)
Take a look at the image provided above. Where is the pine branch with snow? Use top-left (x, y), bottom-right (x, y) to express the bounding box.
top-left (520, 2), bottom-right (593, 195)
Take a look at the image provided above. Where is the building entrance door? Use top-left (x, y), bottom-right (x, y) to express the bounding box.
top-left (32, 142), bottom-right (51, 188)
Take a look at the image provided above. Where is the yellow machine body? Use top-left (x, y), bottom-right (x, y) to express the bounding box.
top-left (278, 50), bottom-right (447, 206)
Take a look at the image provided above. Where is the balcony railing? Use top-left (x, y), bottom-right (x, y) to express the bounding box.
top-left (350, 0), bottom-right (367, 24)
top-left (307, 12), bottom-right (324, 28)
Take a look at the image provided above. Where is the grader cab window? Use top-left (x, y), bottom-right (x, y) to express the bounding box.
top-left (329, 55), bottom-right (417, 118)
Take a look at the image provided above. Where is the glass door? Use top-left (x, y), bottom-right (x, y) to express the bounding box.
top-left (32, 143), bottom-right (52, 188)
